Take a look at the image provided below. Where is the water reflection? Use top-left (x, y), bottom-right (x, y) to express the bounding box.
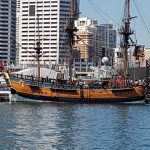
top-left (52, 104), bottom-right (77, 149)
top-left (112, 105), bottom-right (132, 150)
top-left (0, 101), bottom-right (150, 149)
top-left (112, 103), bottom-right (147, 150)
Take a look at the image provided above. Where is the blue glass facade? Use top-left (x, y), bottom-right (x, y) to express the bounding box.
top-left (0, 0), bottom-right (16, 66)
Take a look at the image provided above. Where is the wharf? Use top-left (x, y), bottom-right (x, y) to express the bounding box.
top-left (0, 76), bottom-right (11, 102)
top-left (0, 91), bottom-right (11, 102)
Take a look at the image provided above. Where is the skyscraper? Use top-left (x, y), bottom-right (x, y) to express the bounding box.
top-left (97, 24), bottom-right (117, 66)
top-left (74, 18), bottom-right (117, 65)
top-left (0, 0), bottom-right (16, 66)
top-left (74, 17), bottom-right (97, 62)
top-left (18, 0), bottom-right (79, 66)
top-left (16, 0), bottom-right (21, 65)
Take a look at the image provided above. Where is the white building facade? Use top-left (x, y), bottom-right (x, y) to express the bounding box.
top-left (18, 0), bottom-right (78, 66)
top-left (16, 0), bottom-right (21, 65)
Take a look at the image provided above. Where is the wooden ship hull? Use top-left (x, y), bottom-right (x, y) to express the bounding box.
top-left (10, 77), bottom-right (145, 103)
top-left (7, 0), bottom-right (145, 104)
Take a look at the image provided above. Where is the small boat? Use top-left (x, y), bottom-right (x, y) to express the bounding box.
top-left (8, 0), bottom-right (145, 103)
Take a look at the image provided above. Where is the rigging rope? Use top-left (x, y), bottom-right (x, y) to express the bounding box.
top-left (130, 1), bottom-right (137, 44)
top-left (133, 0), bottom-right (150, 41)
top-left (88, 0), bottom-right (120, 27)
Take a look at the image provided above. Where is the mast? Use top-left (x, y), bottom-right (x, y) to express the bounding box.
top-left (66, 0), bottom-right (79, 82)
top-left (35, 41), bottom-right (41, 81)
top-left (35, 1), bottom-right (42, 81)
top-left (119, 0), bottom-right (134, 76)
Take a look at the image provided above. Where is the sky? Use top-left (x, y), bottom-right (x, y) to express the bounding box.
top-left (79, 0), bottom-right (150, 48)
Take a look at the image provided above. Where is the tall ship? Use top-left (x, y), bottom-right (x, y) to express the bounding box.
top-left (8, 0), bottom-right (145, 103)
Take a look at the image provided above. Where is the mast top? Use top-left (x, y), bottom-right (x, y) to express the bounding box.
top-left (65, 0), bottom-right (79, 82)
top-left (119, 0), bottom-right (135, 76)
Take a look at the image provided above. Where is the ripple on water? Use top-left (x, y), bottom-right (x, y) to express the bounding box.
top-left (0, 102), bottom-right (150, 149)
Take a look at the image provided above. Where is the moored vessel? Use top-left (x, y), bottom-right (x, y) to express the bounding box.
top-left (8, 0), bottom-right (145, 103)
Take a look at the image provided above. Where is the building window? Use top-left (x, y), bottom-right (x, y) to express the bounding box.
top-left (29, 5), bottom-right (35, 16)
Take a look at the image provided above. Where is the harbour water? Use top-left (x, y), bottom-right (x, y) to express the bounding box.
top-left (0, 97), bottom-right (150, 150)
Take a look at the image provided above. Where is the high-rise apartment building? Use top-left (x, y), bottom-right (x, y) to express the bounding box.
top-left (18, 0), bottom-right (79, 66)
top-left (74, 18), bottom-right (117, 65)
top-left (74, 17), bottom-right (97, 62)
top-left (0, 0), bottom-right (16, 66)
top-left (97, 24), bottom-right (116, 66)
top-left (16, 0), bottom-right (21, 65)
